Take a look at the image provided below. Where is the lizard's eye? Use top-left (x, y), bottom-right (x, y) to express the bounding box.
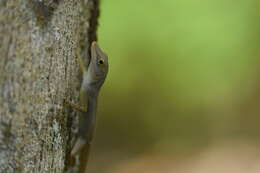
top-left (98, 59), bottom-right (104, 65)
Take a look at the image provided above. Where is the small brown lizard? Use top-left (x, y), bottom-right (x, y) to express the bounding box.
top-left (65, 41), bottom-right (109, 172)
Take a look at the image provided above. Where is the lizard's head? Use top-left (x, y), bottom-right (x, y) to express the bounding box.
top-left (88, 41), bottom-right (109, 89)
top-left (90, 41), bottom-right (109, 78)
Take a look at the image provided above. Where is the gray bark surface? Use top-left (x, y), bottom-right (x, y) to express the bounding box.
top-left (0, 0), bottom-right (98, 172)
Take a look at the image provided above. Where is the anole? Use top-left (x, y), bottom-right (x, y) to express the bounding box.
top-left (65, 41), bottom-right (109, 170)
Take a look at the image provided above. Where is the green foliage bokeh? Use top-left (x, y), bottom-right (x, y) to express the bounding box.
top-left (94, 0), bottom-right (260, 155)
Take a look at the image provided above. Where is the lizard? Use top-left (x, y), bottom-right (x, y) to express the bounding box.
top-left (65, 41), bottom-right (109, 171)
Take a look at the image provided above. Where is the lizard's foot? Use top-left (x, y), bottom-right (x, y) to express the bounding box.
top-left (71, 138), bottom-right (87, 157)
top-left (64, 99), bottom-right (87, 113)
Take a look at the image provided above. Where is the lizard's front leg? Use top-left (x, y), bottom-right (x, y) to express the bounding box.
top-left (64, 100), bottom-right (87, 113)
top-left (63, 47), bottom-right (88, 113)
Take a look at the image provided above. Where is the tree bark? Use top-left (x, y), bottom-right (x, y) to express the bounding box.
top-left (0, 0), bottom-right (99, 172)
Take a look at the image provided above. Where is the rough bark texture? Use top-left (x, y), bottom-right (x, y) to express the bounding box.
top-left (0, 0), bottom-right (98, 172)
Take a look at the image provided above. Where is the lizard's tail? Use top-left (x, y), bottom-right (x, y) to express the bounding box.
top-left (79, 142), bottom-right (91, 173)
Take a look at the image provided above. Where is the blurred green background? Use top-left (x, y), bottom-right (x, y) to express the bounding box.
top-left (89, 0), bottom-right (260, 172)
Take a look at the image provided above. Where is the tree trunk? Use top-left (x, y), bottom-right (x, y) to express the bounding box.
top-left (0, 0), bottom-right (99, 172)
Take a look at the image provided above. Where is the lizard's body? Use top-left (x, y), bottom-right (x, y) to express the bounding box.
top-left (66, 41), bottom-right (109, 171)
